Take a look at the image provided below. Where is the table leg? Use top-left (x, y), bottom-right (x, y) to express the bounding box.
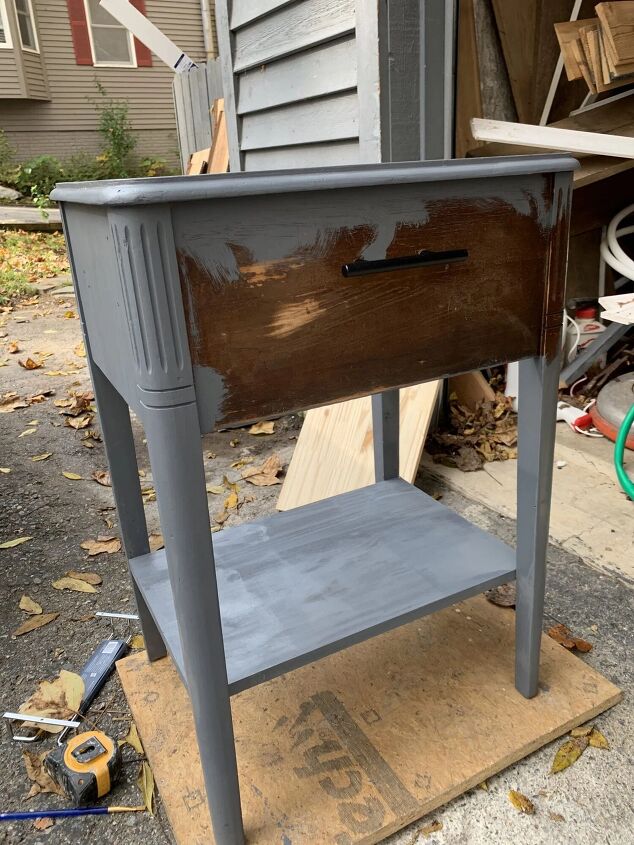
top-left (372, 389), bottom-right (400, 481)
top-left (515, 353), bottom-right (561, 698)
top-left (142, 400), bottom-right (244, 845)
top-left (90, 363), bottom-right (166, 661)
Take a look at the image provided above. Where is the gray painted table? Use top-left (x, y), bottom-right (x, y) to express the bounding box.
top-left (52, 154), bottom-right (576, 845)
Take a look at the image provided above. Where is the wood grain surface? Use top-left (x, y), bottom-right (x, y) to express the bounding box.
top-left (176, 176), bottom-right (563, 428)
top-left (119, 595), bottom-right (622, 845)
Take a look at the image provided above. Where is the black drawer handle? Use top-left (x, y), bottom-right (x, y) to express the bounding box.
top-left (341, 248), bottom-right (468, 277)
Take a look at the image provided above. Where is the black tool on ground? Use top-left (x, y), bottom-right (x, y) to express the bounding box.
top-left (45, 730), bottom-right (122, 805)
top-left (56, 638), bottom-right (129, 745)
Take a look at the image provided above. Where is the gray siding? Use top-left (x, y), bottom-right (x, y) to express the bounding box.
top-left (0, 51), bottom-right (22, 97)
top-left (22, 51), bottom-right (49, 100)
top-left (216, 0), bottom-right (381, 170)
top-left (0, 0), bottom-right (208, 166)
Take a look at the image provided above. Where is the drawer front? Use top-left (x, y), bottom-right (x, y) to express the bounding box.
top-left (175, 172), bottom-right (570, 427)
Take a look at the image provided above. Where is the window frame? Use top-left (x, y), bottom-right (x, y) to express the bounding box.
top-left (83, 0), bottom-right (137, 68)
top-left (14, 0), bottom-right (39, 53)
top-left (0, 0), bottom-right (12, 49)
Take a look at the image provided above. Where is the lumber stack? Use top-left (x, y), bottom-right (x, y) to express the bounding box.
top-left (555, 3), bottom-right (634, 94)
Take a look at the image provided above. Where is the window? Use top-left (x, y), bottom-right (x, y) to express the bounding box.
top-left (0, 0), bottom-right (12, 48)
top-left (15, 0), bottom-right (39, 52)
top-left (84, 0), bottom-right (135, 66)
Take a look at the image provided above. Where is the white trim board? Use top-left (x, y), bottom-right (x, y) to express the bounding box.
top-left (471, 117), bottom-right (634, 158)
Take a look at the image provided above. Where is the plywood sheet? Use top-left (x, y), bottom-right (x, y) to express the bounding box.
top-left (276, 382), bottom-right (440, 511)
top-left (119, 595), bottom-right (622, 845)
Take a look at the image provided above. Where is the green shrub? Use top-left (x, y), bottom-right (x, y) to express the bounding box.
top-left (0, 129), bottom-right (14, 184)
top-left (64, 151), bottom-right (103, 183)
top-left (93, 81), bottom-right (137, 178)
top-left (138, 157), bottom-right (173, 177)
top-left (14, 155), bottom-right (64, 197)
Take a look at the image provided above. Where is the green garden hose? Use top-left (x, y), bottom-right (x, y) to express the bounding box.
top-left (615, 403), bottom-right (634, 499)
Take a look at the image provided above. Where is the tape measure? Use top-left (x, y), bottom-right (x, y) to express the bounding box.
top-left (45, 731), bottom-right (121, 806)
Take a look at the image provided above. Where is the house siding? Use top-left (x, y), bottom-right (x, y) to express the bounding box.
top-left (0, 50), bottom-right (22, 97)
top-left (0, 0), bottom-right (208, 166)
top-left (22, 51), bottom-right (49, 99)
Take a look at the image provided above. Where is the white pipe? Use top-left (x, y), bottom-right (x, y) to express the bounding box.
top-left (199, 0), bottom-right (215, 59)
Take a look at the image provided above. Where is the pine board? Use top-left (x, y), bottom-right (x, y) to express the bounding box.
top-left (118, 595), bottom-right (622, 845)
top-left (276, 382), bottom-right (440, 511)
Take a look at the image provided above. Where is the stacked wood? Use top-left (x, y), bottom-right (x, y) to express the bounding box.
top-left (555, 3), bottom-right (634, 93)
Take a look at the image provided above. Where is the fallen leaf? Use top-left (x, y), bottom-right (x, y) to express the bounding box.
top-left (477, 780), bottom-right (488, 791)
top-left (19, 595), bottom-right (42, 615)
top-left (23, 751), bottom-right (65, 798)
top-left (31, 452), bottom-right (52, 462)
top-left (229, 438), bottom-right (239, 448)
top-left (214, 510), bottom-right (229, 525)
top-left (62, 471), bottom-right (82, 480)
top-left (18, 357), bottom-right (43, 370)
top-left (230, 457), bottom-right (253, 469)
top-left (13, 612), bottom-right (59, 637)
top-left (7, 340), bottom-right (20, 353)
top-left (80, 536), bottom-right (121, 556)
top-left (224, 491), bottom-right (239, 510)
top-left (148, 532), bottom-right (163, 552)
top-left (249, 420), bottom-right (275, 435)
top-left (508, 790), bottom-right (535, 814)
top-left (588, 728), bottom-right (609, 750)
top-left (19, 669), bottom-right (84, 733)
top-left (485, 583), bottom-right (516, 607)
top-left (547, 623), bottom-right (593, 653)
top-left (570, 724), bottom-right (593, 738)
top-left (53, 576), bottom-right (98, 593)
top-left (0, 358), bottom-right (7, 367)
top-left (33, 817), bottom-right (54, 830)
top-left (242, 453), bottom-right (284, 486)
top-left (63, 310), bottom-right (76, 319)
top-left (0, 467), bottom-right (10, 473)
top-left (66, 413), bottom-right (93, 430)
top-left (206, 484), bottom-right (225, 495)
top-left (138, 762), bottom-right (154, 814)
top-left (119, 721), bottom-right (144, 754)
top-left (1, 535), bottom-right (32, 549)
top-left (420, 820), bottom-right (443, 837)
top-left (548, 812), bottom-right (565, 822)
top-left (130, 634), bottom-right (145, 650)
top-left (74, 341), bottom-right (86, 357)
top-left (66, 570), bottom-right (102, 586)
top-left (551, 736), bottom-right (589, 774)
top-left (18, 428), bottom-right (37, 437)
top-left (92, 469), bottom-right (111, 486)
top-left (141, 486), bottom-right (156, 503)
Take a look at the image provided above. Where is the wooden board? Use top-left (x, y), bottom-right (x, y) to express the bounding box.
top-left (596, 1), bottom-right (634, 63)
top-left (455, 0), bottom-right (483, 159)
top-left (448, 371), bottom-right (496, 409)
top-left (118, 595), bottom-right (622, 845)
top-left (187, 148), bottom-right (210, 175)
top-left (277, 383), bottom-right (440, 510)
top-left (555, 18), bottom-right (597, 81)
top-left (209, 99), bottom-right (229, 173)
top-left (470, 117), bottom-right (634, 157)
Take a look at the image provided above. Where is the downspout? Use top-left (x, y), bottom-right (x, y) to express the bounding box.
top-left (200, 0), bottom-right (216, 59)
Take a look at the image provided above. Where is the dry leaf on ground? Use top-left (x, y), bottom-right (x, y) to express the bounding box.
top-left (23, 751), bottom-right (65, 798)
top-left (53, 576), bottom-right (98, 593)
top-left (119, 721), bottom-right (144, 754)
top-left (66, 570), bottom-right (102, 586)
top-left (13, 612), bottom-right (59, 637)
top-left (485, 583), bottom-right (516, 607)
top-left (420, 820), bottom-right (443, 837)
top-left (7, 340), bottom-right (20, 353)
top-left (141, 486), bottom-right (156, 503)
top-left (33, 817), bottom-right (54, 830)
top-left (551, 736), bottom-right (589, 774)
top-left (0, 467), bottom-right (10, 473)
top-left (18, 428), bottom-right (37, 437)
top-left (508, 790), bottom-right (535, 814)
top-left (31, 452), bottom-right (52, 462)
top-left (62, 471), bottom-right (82, 481)
top-left (130, 634), bottom-right (145, 650)
top-left (148, 532), bottom-right (163, 552)
top-left (66, 413), bottom-right (93, 430)
top-left (92, 470), bottom-right (111, 486)
top-left (224, 491), bottom-right (239, 510)
top-left (206, 483), bottom-right (224, 495)
top-left (547, 623), bottom-right (593, 653)
top-left (241, 454), bottom-right (284, 486)
top-left (19, 595), bottom-right (42, 615)
top-left (588, 728), bottom-right (609, 750)
top-left (248, 420), bottom-right (275, 435)
top-left (19, 670), bottom-right (84, 733)
top-left (570, 724), bottom-right (593, 738)
top-left (138, 762), bottom-right (154, 814)
top-left (80, 536), bottom-right (121, 556)
top-left (18, 357), bottom-right (43, 370)
top-left (1, 535), bottom-right (32, 549)
top-left (74, 342), bottom-right (86, 357)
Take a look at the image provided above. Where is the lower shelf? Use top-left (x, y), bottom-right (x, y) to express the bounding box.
top-left (130, 478), bottom-right (516, 695)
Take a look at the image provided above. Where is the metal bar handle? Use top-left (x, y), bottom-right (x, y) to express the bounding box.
top-left (342, 248), bottom-right (468, 277)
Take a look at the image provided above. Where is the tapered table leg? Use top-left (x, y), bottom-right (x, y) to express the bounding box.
top-left (142, 400), bottom-right (244, 845)
top-left (515, 353), bottom-right (561, 698)
top-left (372, 389), bottom-right (400, 481)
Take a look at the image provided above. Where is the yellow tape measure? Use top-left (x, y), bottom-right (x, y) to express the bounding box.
top-left (45, 731), bottom-right (121, 806)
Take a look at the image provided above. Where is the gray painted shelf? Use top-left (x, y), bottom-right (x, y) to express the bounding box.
top-left (130, 478), bottom-right (515, 694)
